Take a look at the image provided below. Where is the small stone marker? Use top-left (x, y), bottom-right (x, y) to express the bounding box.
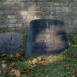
top-left (26, 19), bottom-right (69, 56)
top-left (0, 32), bottom-right (23, 54)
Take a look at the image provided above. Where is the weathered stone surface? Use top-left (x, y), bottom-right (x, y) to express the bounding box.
top-left (0, 0), bottom-right (77, 33)
top-left (26, 19), bottom-right (69, 56)
top-left (0, 32), bottom-right (23, 54)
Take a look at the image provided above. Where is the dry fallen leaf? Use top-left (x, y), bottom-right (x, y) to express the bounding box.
top-left (11, 61), bottom-right (15, 67)
top-left (68, 72), bottom-right (71, 75)
top-left (14, 70), bottom-right (21, 77)
top-left (11, 69), bottom-right (21, 77)
top-left (71, 74), bottom-right (75, 77)
top-left (68, 72), bottom-right (75, 75)
top-left (45, 75), bottom-right (48, 77)
top-left (2, 61), bottom-right (6, 63)
top-left (37, 56), bottom-right (42, 61)
top-left (63, 65), bottom-right (66, 68)
top-left (32, 58), bottom-right (37, 64)
top-left (16, 53), bottom-right (21, 58)
top-left (2, 63), bottom-right (7, 68)
top-left (44, 69), bottom-right (48, 73)
top-left (68, 71), bottom-right (76, 77)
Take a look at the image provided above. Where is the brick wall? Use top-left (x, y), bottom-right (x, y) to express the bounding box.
top-left (0, 0), bottom-right (77, 33)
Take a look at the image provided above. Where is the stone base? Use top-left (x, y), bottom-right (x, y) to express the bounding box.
top-left (0, 32), bottom-right (23, 54)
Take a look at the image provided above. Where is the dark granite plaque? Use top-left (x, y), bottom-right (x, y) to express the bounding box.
top-left (0, 32), bottom-right (23, 54)
top-left (26, 19), bottom-right (69, 56)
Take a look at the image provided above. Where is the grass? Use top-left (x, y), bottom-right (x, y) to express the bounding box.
top-left (0, 32), bottom-right (77, 77)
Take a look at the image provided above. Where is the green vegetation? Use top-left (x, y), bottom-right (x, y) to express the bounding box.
top-left (0, 32), bottom-right (77, 77)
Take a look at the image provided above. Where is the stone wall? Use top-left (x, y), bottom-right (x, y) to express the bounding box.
top-left (0, 0), bottom-right (77, 33)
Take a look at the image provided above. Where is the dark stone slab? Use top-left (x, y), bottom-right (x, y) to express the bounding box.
top-left (0, 32), bottom-right (23, 54)
top-left (26, 19), bottom-right (69, 56)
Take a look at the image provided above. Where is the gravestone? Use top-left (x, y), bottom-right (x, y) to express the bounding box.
top-left (26, 19), bottom-right (69, 56)
top-left (0, 32), bottom-right (23, 54)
